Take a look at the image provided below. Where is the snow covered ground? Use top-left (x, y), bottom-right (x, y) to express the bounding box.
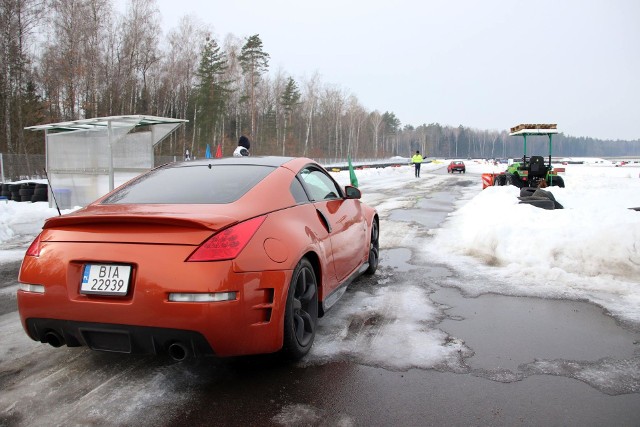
top-left (339, 159), bottom-right (640, 328)
top-left (1, 158), bottom-right (639, 424)
top-left (309, 158), bottom-right (640, 373)
top-left (2, 159), bottom-right (639, 330)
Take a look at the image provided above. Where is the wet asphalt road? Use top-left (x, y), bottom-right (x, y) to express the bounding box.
top-left (0, 261), bottom-right (21, 317)
top-left (1, 168), bottom-right (639, 426)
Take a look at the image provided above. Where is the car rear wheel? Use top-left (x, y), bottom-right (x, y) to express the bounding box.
top-left (281, 258), bottom-right (318, 360)
top-left (365, 219), bottom-right (379, 275)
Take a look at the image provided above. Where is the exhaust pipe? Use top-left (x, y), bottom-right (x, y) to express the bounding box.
top-left (167, 342), bottom-right (189, 361)
top-left (43, 330), bottom-right (65, 348)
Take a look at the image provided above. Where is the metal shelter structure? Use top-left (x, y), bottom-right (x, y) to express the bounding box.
top-left (509, 123), bottom-right (558, 166)
top-left (509, 123), bottom-right (559, 186)
top-left (25, 115), bottom-right (187, 209)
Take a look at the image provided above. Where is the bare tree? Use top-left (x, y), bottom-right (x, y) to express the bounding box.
top-left (158, 15), bottom-right (207, 155)
top-left (369, 110), bottom-right (383, 157)
top-left (301, 72), bottom-right (321, 157)
top-left (345, 95), bottom-right (366, 159)
top-left (0, 0), bottom-right (45, 156)
top-left (83, 0), bottom-right (111, 118)
top-left (119, 0), bottom-right (161, 114)
top-left (222, 34), bottom-right (243, 145)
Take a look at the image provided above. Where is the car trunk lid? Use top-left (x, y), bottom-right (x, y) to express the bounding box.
top-left (41, 204), bottom-right (238, 245)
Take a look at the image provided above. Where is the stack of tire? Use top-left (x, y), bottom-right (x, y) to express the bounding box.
top-left (9, 183), bottom-right (22, 201)
top-left (18, 183), bottom-right (37, 201)
top-left (0, 182), bottom-right (48, 202)
top-left (0, 183), bottom-right (10, 200)
top-left (31, 183), bottom-right (49, 202)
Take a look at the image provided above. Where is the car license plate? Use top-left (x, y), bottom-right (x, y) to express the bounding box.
top-left (81, 264), bottom-right (132, 296)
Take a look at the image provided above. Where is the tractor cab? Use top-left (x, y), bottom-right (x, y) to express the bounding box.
top-left (493, 124), bottom-right (565, 188)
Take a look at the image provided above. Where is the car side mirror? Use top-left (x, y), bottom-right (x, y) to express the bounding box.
top-left (344, 186), bottom-right (361, 199)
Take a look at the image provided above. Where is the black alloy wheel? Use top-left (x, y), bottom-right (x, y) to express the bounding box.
top-left (365, 219), bottom-right (379, 275)
top-left (282, 258), bottom-right (318, 360)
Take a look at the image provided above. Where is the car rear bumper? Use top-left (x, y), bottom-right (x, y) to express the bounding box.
top-left (18, 244), bottom-right (293, 357)
top-left (24, 318), bottom-right (215, 359)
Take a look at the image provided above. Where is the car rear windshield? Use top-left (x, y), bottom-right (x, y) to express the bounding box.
top-left (101, 164), bottom-right (276, 204)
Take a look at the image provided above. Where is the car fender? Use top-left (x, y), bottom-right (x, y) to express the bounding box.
top-left (233, 203), bottom-right (338, 285)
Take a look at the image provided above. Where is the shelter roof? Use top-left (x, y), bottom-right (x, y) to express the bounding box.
top-left (509, 123), bottom-right (558, 136)
top-left (24, 115), bottom-right (187, 132)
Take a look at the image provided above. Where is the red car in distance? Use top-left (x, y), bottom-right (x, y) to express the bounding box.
top-left (447, 160), bottom-right (466, 173)
top-left (17, 156), bottom-right (379, 361)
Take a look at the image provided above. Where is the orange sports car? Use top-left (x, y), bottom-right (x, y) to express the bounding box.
top-left (17, 156), bottom-right (379, 361)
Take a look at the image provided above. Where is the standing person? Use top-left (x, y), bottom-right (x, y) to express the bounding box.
top-left (411, 150), bottom-right (423, 177)
top-left (233, 135), bottom-right (251, 157)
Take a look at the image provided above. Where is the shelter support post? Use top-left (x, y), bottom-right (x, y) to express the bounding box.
top-left (548, 134), bottom-right (553, 185)
top-left (108, 120), bottom-right (114, 191)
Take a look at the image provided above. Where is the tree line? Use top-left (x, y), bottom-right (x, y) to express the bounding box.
top-left (2, 0), bottom-right (639, 164)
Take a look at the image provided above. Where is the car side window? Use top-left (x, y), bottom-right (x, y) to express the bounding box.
top-left (299, 167), bottom-right (341, 201)
top-left (290, 177), bottom-right (309, 203)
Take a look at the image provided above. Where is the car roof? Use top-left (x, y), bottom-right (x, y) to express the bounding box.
top-left (65, 156), bottom-right (320, 228)
top-left (173, 156), bottom-right (296, 168)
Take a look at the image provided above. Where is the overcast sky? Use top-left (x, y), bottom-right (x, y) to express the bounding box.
top-left (145, 0), bottom-right (639, 141)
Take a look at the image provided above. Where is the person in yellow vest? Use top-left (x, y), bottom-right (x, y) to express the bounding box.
top-left (411, 150), bottom-right (423, 177)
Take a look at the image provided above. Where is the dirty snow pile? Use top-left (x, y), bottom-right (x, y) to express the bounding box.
top-left (424, 161), bottom-right (640, 326)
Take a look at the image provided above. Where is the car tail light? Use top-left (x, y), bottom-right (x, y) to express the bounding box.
top-left (186, 216), bottom-right (267, 262)
top-left (25, 234), bottom-right (42, 257)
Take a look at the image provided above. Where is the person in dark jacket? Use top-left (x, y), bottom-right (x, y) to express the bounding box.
top-left (233, 135), bottom-right (250, 157)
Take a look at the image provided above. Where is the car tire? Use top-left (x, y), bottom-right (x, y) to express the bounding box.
top-left (549, 176), bottom-right (565, 188)
top-left (281, 258), bottom-right (318, 360)
top-left (506, 173), bottom-right (525, 188)
top-left (365, 219), bottom-right (379, 275)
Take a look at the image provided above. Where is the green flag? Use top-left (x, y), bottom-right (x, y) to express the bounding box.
top-left (348, 156), bottom-right (359, 188)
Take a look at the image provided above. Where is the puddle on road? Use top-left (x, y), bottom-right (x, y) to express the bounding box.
top-left (433, 286), bottom-right (640, 373)
top-left (374, 180), bottom-right (639, 395)
top-left (380, 247), bottom-right (453, 279)
top-left (379, 248), bottom-right (415, 272)
top-left (389, 192), bottom-right (455, 229)
top-left (377, 246), bottom-right (640, 394)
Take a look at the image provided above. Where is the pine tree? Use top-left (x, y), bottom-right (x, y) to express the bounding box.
top-left (280, 77), bottom-right (301, 155)
top-left (195, 35), bottom-right (229, 150)
top-left (238, 34), bottom-right (269, 137)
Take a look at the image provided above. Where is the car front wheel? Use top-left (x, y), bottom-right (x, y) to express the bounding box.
top-left (281, 258), bottom-right (318, 360)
